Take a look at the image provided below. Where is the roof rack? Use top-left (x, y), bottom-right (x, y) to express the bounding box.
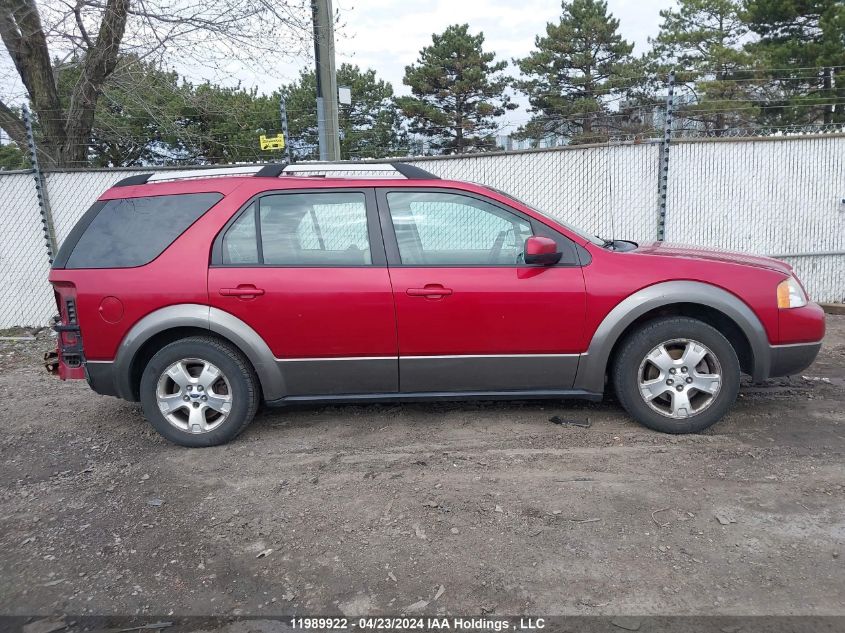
top-left (112, 174), bottom-right (153, 187)
top-left (281, 162), bottom-right (439, 180)
top-left (111, 162), bottom-right (439, 187)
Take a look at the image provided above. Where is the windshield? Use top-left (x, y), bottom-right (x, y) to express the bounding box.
top-left (489, 187), bottom-right (605, 246)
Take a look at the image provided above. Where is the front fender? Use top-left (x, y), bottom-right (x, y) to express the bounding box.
top-left (573, 280), bottom-right (770, 393)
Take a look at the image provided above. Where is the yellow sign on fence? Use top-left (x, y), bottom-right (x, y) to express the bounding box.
top-left (259, 133), bottom-right (285, 151)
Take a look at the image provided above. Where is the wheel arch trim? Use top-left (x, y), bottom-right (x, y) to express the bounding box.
top-left (573, 280), bottom-right (770, 393)
top-left (112, 304), bottom-right (285, 401)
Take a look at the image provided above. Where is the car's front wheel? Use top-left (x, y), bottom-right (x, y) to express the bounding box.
top-left (613, 317), bottom-right (740, 434)
top-left (140, 336), bottom-right (259, 447)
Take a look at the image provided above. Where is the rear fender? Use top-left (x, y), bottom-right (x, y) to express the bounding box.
top-left (111, 304), bottom-right (284, 400)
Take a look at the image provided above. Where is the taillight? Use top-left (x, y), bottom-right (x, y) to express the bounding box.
top-left (51, 283), bottom-right (86, 379)
top-left (65, 297), bottom-right (78, 324)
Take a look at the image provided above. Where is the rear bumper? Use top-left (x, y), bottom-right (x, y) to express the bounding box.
top-left (85, 361), bottom-right (120, 397)
top-left (767, 341), bottom-right (822, 378)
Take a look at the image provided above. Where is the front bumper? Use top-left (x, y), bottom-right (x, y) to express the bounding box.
top-left (767, 341), bottom-right (822, 378)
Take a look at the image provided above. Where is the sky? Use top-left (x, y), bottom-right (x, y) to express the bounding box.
top-left (232, 0), bottom-right (669, 128)
top-left (331, 0), bottom-right (665, 90)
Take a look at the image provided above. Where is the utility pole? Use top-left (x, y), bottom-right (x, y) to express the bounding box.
top-left (311, 0), bottom-right (340, 161)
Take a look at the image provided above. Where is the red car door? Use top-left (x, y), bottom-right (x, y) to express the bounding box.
top-left (209, 188), bottom-right (397, 396)
top-left (377, 189), bottom-right (587, 393)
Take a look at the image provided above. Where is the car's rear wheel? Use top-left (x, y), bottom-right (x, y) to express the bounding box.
top-left (613, 317), bottom-right (740, 434)
top-left (140, 336), bottom-right (259, 447)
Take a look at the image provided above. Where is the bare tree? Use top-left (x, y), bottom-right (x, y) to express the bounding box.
top-left (0, 0), bottom-right (311, 166)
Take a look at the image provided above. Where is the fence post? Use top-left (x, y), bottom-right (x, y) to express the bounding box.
top-left (657, 70), bottom-right (675, 241)
top-left (22, 104), bottom-right (58, 262)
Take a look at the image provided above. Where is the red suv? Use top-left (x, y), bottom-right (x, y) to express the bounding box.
top-left (47, 163), bottom-right (825, 446)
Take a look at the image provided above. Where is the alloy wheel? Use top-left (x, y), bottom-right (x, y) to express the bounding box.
top-left (155, 358), bottom-right (232, 434)
top-left (637, 338), bottom-right (722, 419)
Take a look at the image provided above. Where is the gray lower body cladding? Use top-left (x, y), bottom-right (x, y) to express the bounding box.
top-left (270, 354), bottom-right (581, 397)
top-left (398, 355), bottom-right (579, 392)
top-left (85, 342), bottom-right (822, 405)
top-left (265, 389), bottom-right (603, 407)
top-left (85, 361), bottom-right (120, 397)
top-left (86, 354), bottom-right (584, 401)
top-left (767, 342), bottom-right (822, 378)
top-left (278, 357), bottom-right (398, 395)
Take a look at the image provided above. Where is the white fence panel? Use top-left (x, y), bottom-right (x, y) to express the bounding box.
top-left (0, 172), bottom-right (54, 328)
top-left (45, 170), bottom-right (151, 244)
top-left (665, 137), bottom-right (845, 302)
top-left (405, 142), bottom-right (661, 243)
top-left (782, 255), bottom-right (844, 305)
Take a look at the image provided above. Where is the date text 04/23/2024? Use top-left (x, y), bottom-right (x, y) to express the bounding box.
top-left (289, 617), bottom-right (547, 630)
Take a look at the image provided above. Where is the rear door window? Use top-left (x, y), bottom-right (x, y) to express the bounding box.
top-left (62, 192), bottom-right (223, 269)
top-left (218, 191), bottom-right (373, 267)
top-left (222, 203), bottom-right (259, 265)
top-left (260, 192), bottom-right (371, 266)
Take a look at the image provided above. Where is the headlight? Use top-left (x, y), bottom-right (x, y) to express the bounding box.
top-left (777, 276), bottom-right (807, 309)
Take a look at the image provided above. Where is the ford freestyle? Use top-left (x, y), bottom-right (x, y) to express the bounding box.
top-left (47, 163), bottom-right (825, 446)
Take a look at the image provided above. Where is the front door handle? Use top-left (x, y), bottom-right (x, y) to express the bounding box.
top-left (219, 285), bottom-right (265, 299)
top-left (406, 284), bottom-right (453, 298)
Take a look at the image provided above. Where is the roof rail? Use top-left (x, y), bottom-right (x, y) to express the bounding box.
top-left (390, 162), bottom-right (439, 179)
top-left (113, 174), bottom-right (153, 187)
top-left (110, 161), bottom-right (440, 187)
top-left (149, 166), bottom-right (267, 181)
top-left (255, 164), bottom-right (287, 178)
top-left (280, 162), bottom-right (440, 179)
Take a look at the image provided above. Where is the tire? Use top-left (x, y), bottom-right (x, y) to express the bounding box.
top-left (612, 317), bottom-right (740, 434)
top-left (139, 336), bottom-right (259, 447)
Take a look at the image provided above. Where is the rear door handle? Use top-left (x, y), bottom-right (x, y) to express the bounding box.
top-left (219, 285), bottom-right (265, 298)
top-left (406, 284), bottom-right (453, 298)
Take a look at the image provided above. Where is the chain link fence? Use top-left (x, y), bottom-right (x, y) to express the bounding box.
top-left (404, 142), bottom-right (661, 244)
top-left (0, 134), bottom-right (843, 329)
top-left (45, 170), bottom-right (151, 245)
top-left (664, 136), bottom-right (845, 305)
top-left (0, 171), bottom-right (53, 329)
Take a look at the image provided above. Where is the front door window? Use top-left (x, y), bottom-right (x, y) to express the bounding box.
top-left (387, 191), bottom-right (533, 266)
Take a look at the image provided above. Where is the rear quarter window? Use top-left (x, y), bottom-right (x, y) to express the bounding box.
top-left (57, 192), bottom-right (223, 269)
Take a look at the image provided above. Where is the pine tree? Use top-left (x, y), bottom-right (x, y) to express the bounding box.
top-left (179, 82), bottom-right (280, 164)
top-left (397, 24), bottom-right (515, 154)
top-left (744, 0), bottom-right (845, 126)
top-left (650, 0), bottom-right (760, 134)
top-left (515, 0), bottom-right (635, 144)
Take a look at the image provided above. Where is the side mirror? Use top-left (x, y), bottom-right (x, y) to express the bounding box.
top-left (524, 236), bottom-right (562, 266)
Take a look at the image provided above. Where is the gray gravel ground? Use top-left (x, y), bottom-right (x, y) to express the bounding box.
top-left (0, 317), bottom-right (843, 618)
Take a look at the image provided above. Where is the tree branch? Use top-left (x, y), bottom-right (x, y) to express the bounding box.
top-left (63, 0), bottom-right (129, 164)
top-left (0, 0), bottom-right (65, 158)
top-left (73, 0), bottom-right (93, 48)
top-left (0, 98), bottom-right (28, 147)
top-left (0, 99), bottom-right (58, 166)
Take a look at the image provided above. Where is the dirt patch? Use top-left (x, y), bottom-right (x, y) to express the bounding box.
top-left (1, 318), bottom-right (843, 617)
